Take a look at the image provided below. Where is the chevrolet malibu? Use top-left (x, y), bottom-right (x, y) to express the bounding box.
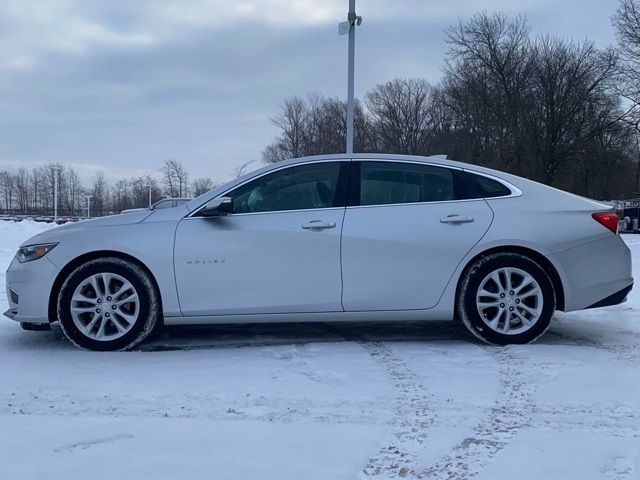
top-left (5, 154), bottom-right (633, 350)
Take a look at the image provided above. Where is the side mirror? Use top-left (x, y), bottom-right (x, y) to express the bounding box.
top-left (200, 197), bottom-right (233, 216)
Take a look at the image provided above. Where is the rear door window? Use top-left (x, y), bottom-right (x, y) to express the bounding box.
top-left (356, 161), bottom-right (467, 206)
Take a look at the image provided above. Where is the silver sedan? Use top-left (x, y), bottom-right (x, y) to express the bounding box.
top-left (4, 154), bottom-right (633, 350)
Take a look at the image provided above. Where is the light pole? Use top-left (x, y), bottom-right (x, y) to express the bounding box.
top-left (86, 194), bottom-right (93, 219)
top-left (52, 166), bottom-right (60, 223)
top-left (148, 184), bottom-right (152, 208)
top-left (339, 0), bottom-right (362, 155)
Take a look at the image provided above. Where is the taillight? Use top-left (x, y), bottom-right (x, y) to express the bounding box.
top-left (592, 212), bottom-right (619, 235)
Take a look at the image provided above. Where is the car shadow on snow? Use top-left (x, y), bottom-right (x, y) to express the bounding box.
top-left (1, 320), bottom-right (471, 352)
top-left (139, 320), bottom-right (472, 352)
top-left (2, 315), bottom-right (611, 351)
top-left (138, 314), bottom-right (618, 352)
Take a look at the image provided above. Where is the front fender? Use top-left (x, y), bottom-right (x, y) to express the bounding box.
top-left (45, 220), bottom-right (181, 318)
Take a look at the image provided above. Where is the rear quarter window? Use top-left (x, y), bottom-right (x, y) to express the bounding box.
top-left (466, 172), bottom-right (512, 198)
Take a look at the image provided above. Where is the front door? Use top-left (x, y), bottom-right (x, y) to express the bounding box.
top-left (174, 161), bottom-right (348, 316)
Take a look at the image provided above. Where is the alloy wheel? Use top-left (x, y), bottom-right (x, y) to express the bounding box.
top-left (70, 272), bottom-right (140, 341)
top-left (475, 267), bottom-right (544, 335)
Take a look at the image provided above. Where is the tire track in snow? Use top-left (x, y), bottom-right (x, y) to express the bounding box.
top-left (418, 346), bottom-right (535, 479)
top-left (53, 433), bottom-right (134, 453)
top-left (545, 330), bottom-right (640, 361)
top-left (320, 324), bottom-right (437, 478)
top-left (1, 390), bottom-right (388, 425)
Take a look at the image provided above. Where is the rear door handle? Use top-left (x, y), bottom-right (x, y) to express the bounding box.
top-left (440, 215), bottom-right (475, 225)
top-left (301, 220), bottom-right (336, 231)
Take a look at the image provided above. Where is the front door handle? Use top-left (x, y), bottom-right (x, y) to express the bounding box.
top-left (440, 215), bottom-right (475, 225)
top-left (301, 220), bottom-right (336, 231)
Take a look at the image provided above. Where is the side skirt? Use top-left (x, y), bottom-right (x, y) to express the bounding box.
top-left (164, 309), bottom-right (454, 326)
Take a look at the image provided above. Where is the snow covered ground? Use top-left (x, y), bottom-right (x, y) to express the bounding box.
top-left (0, 220), bottom-right (638, 479)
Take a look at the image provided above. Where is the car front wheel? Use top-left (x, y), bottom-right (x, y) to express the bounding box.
top-left (458, 253), bottom-right (555, 345)
top-left (57, 257), bottom-right (160, 351)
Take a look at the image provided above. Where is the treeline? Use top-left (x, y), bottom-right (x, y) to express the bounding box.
top-left (264, 8), bottom-right (640, 200)
top-left (2, 5), bottom-right (639, 216)
top-left (0, 160), bottom-right (217, 216)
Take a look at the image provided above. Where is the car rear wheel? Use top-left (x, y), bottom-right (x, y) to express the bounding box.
top-left (458, 253), bottom-right (555, 345)
top-left (57, 257), bottom-right (160, 351)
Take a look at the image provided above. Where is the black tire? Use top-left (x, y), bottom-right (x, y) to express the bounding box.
top-left (457, 253), bottom-right (555, 345)
top-left (57, 257), bottom-right (160, 351)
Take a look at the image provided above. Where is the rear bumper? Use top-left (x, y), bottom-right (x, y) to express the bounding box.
top-left (550, 235), bottom-right (633, 311)
top-left (586, 283), bottom-right (633, 309)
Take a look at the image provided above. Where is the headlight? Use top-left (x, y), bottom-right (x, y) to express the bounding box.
top-left (17, 243), bottom-right (58, 263)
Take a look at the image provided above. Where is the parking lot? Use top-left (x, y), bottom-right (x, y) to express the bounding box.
top-left (0, 222), bottom-right (638, 479)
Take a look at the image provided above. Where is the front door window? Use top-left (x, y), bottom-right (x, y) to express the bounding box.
top-left (229, 162), bottom-right (342, 214)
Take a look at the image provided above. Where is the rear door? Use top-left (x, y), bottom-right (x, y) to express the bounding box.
top-left (341, 160), bottom-right (494, 311)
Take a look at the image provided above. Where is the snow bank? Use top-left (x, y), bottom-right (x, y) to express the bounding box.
top-left (0, 220), bottom-right (55, 314)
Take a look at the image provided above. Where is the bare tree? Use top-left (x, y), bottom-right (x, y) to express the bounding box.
top-left (91, 172), bottom-right (109, 215)
top-left (613, 0), bottom-right (640, 107)
top-left (161, 160), bottom-right (189, 197)
top-left (526, 37), bottom-right (618, 183)
top-left (613, 0), bottom-right (640, 189)
top-left (44, 164), bottom-right (63, 215)
top-left (30, 167), bottom-right (45, 214)
top-left (261, 12), bottom-right (636, 199)
top-left (0, 171), bottom-right (15, 213)
top-left (446, 12), bottom-right (534, 175)
top-left (233, 160), bottom-right (256, 178)
top-left (265, 97), bottom-right (308, 162)
top-left (14, 168), bottom-right (30, 214)
top-left (130, 175), bottom-right (155, 207)
top-left (366, 78), bottom-right (439, 155)
top-left (192, 177), bottom-right (216, 196)
top-left (64, 167), bottom-right (82, 216)
top-left (262, 94), bottom-right (373, 163)
top-left (111, 179), bottom-right (131, 212)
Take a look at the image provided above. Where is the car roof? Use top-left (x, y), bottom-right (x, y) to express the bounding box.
top-left (259, 153), bottom-right (513, 177)
top-left (277, 153), bottom-right (454, 166)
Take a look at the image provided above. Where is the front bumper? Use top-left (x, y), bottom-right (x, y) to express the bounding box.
top-left (4, 255), bottom-right (60, 324)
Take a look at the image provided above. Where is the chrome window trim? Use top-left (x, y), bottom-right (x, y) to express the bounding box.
top-left (358, 158), bottom-right (465, 171)
top-left (184, 206), bottom-right (346, 220)
top-left (345, 198), bottom-right (487, 211)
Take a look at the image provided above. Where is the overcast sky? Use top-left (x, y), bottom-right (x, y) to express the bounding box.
top-left (0, 0), bottom-right (621, 184)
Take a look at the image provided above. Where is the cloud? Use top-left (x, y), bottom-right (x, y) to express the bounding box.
top-left (1, 1), bottom-right (154, 70)
top-left (2, 0), bottom-right (563, 71)
top-left (0, 0), bottom-right (346, 71)
top-left (0, 0), bottom-right (619, 182)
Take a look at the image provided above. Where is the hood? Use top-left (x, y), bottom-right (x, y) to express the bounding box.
top-left (20, 210), bottom-right (152, 247)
